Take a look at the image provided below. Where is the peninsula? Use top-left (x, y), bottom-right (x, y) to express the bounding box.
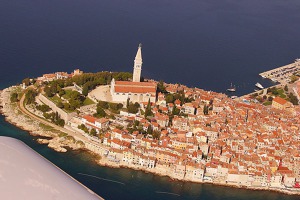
top-left (1, 44), bottom-right (300, 195)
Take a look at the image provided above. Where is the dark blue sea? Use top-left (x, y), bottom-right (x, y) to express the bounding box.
top-left (1, 0), bottom-right (300, 199)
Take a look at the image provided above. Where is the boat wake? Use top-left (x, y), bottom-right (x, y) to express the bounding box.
top-left (155, 191), bottom-right (180, 196)
top-left (78, 172), bottom-right (125, 185)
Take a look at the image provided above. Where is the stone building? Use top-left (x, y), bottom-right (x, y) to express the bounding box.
top-left (110, 44), bottom-right (157, 103)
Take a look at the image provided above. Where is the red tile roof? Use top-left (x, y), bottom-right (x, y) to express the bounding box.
top-left (114, 81), bottom-right (157, 94)
top-left (115, 81), bottom-right (156, 87)
top-left (83, 115), bottom-right (96, 124)
top-left (115, 86), bottom-right (156, 93)
top-left (273, 97), bottom-right (288, 105)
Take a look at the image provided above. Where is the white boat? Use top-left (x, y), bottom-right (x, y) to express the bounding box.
top-left (255, 82), bottom-right (264, 89)
top-left (227, 83), bottom-right (236, 92)
top-left (231, 96), bottom-right (238, 99)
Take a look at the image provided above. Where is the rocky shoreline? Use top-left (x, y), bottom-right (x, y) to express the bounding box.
top-left (1, 87), bottom-right (300, 196)
top-left (0, 87), bottom-right (83, 153)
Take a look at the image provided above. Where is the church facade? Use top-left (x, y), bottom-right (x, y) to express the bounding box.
top-left (110, 44), bottom-right (157, 103)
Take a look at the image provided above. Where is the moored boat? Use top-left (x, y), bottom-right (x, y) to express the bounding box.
top-left (227, 83), bottom-right (236, 92)
top-left (255, 82), bottom-right (264, 89)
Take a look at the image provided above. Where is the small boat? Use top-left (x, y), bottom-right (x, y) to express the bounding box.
top-left (231, 96), bottom-right (238, 99)
top-left (227, 83), bottom-right (236, 92)
top-left (255, 82), bottom-right (264, 89)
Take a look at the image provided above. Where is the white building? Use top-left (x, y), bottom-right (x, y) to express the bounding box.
top-left (110, 44), bottom-right (157, 103)
top-left (81, 115), bottom-right (109, 133)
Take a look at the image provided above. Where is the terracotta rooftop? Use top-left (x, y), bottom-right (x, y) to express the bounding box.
top-left (273, 97), bottom-right (288, 105)
top-left (115, 86), bottom-right (156, 94)
top-left (115, 81), bottom-right (156, 87)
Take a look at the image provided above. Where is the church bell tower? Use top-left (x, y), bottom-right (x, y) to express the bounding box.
top-left (133, 43), bottom-right (142, 82)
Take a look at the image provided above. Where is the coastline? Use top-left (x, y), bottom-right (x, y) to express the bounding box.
top-left (1, 86), bottom-right (300, 196)
top-left (0, 87), bottom-right (83, 153)
top-left (96, 156), bottom-right (300, 196)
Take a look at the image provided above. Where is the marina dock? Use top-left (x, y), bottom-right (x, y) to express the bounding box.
top-left (259, 59), bottom-right (300, 84)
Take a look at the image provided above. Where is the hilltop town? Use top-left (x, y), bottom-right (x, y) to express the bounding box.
top-left (1, 45), bottom-right (300, 194)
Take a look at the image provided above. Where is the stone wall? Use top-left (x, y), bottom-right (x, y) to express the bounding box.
top-left (37, 94), bottom-right (76, 122)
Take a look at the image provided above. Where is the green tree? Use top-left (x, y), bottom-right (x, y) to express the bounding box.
top-left (203, 104), bottom-right (209, 115)
top-left (36, 104), bottom-right (51, 112)
top-left (69, 99), bottom-right (81, 110)
top-left (291, 75), bottom-right (298, 83)
top-left (57, 101), bottom-right (64, 109)
top-left (58, 87), bottom-right (65, 96)
top-left (98, 101), bottom-right (109, 109)
top-left (288, 93), bottom-right (299, 105)
top-left (69, 91), bottom-right (81, 100)
top-left (10, 92), bottom-right (18, 103)
top-left (272, 89), bottom-right (279, 95)
top-left (43, 112), bottom-right (52, 119)
top-left (157, 80), bottom-right (167, 93)
top-left (284, 85), bottom-right (288, 92)
top-left (165, 94), bottom-right (174, 103)
top-left (44, 86), bottom-right (54, 97)
top-left (147, 125), bottom-right (153, 135)
top-left (25, 89), bottom-right (37, 105)
top-left (90, 128), bottom-right (97, 136)
top-left (127, 103), bottom-right (139, 114)
top-left (22, 78), bottom-right (31, 86)
top-left (95, 107), bottom-right (106, 118)
top-left (126, 98), bottom-right (130, 108)
top-left (78, 124), bottom-right (89, 133)
top-left (109, 102), bottom-right (121, 110)
top-left (134, 120), bottom-right (140, 127)
top-left (152, 130), bottom-right (161, 140)
top-left (82, 85), bottom-right (89, 96)
top-left (55, 112), bottom-right (59, 121)
top-left (144, 99), bottom-right (153, 118)
top-left (64, 103), bottom-right (71, 110)
top-left (57, 119), bottom-right (65, 127)
top-left (49, 82), bottom-right (58, 94)
top-left (172, 105), bottom-right (180, 115)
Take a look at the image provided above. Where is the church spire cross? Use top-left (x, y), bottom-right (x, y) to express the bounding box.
top-left (135, 43), bottom-right (142, 61)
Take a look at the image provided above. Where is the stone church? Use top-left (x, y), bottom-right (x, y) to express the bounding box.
top-left (110, 44), bottom-right (157, 103)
